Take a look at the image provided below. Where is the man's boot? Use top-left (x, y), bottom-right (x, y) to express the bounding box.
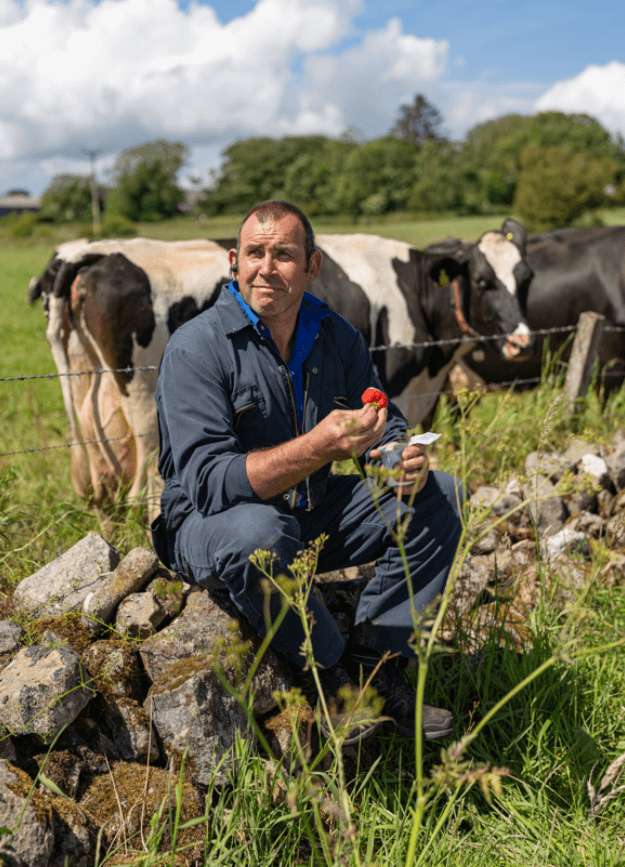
top-left (345, 645), bottom-right (454, 740)
top-left (299, 661), bottom-right (383, 745)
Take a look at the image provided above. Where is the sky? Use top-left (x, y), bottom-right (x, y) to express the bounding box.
top-left (0, 0), bottom-right (623, 196)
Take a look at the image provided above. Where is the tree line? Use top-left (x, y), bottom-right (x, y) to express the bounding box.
top-left (37, 96), bottom-right (625, 233)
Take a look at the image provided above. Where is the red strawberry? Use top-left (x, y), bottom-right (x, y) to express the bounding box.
top-left (361, 388), bottom-right (388, 411)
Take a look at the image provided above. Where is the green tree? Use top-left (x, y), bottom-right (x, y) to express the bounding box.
top-left (106, 140), bottom-right (189, 221)
top-left (462, 111), bottom-right (624, 210)
top-left (389, 94), bottom-right (446, 145)
top-left (513, 143), bottom-right (617, 231)
top-left (39, 174), bottom-right (95, 223)
top-left (409, 140), bottom-right (477, 213)
top-left (282, 139), bottom-right (357, 214)
top-left (333, 137), bottom-right (419, 218)
top-left (201, 136), bottom-right (344, 214)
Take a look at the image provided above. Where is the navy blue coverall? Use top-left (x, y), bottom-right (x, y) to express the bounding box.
top-left (151, 283), bottom-right (464, 668)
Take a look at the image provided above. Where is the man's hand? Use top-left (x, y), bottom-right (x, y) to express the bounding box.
top-left (311, 404), bottom-right (387, 462)
top-left (370, 441), bottom-right (429, 497)
top-left (245, 405), bottom-right (386, 500)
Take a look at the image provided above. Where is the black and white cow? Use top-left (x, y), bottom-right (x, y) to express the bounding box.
top-left (450, 225), bottom-right (625, 391)
top-left (30, 223), bottom-right (532, 515)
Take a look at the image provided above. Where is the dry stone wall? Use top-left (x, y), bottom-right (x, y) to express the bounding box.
top-left (1, 433), bottom-right (625, 865)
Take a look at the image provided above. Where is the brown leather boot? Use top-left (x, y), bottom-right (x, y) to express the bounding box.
top-left (345, 645), bottom-right (454, 740)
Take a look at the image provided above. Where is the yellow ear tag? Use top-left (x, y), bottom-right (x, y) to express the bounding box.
top-left (506, 232), bottom-right (514, 240)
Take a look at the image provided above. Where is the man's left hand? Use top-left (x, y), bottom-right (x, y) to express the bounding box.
top-left (369, 441), bottom-right (429, 497)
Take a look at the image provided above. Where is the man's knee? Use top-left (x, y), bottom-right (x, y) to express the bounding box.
top-left (212, 504), bottom-right (301, 568)
top-left (432, 471), bottom-right (467, 517)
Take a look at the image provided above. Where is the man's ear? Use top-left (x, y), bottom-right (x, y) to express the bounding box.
top-left (228, 249), bottom-right (238, 272)
top-left (306, 248), bottom-right (323, 282)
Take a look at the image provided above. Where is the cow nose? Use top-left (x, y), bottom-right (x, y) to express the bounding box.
top-left (511, 331), bottom-right (531, 348)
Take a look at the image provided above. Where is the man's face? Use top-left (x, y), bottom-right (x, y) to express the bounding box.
top-left (229, 212), bottom-right (321, 325)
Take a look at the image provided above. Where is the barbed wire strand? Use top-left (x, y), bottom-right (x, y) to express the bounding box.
top-left (5, 323), bottom-right (625, 384)
top-left (2, 322), bottom-right (625, 384)
top-left (5, 366), bottom-right (625, 462)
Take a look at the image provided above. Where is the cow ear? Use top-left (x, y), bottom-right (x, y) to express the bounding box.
top-left (429, 256), bottom-right (462, 287)
top-left (501, 219), bottom-right (527, 254)
top-left (425, 236), bottom-right (467, 258)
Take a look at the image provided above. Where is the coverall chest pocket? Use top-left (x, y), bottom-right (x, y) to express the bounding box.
top-left (232, 387), bottom-right (267, 452)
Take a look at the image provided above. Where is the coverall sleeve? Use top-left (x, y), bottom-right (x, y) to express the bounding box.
top-left (155, 331), bottom-right (259, 517)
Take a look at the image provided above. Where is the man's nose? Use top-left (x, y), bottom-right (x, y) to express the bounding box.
top-left (259, 253), bottom-right (276, 275)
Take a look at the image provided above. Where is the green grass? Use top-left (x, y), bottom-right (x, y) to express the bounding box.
top-left (2, 213), bottom-right (625, 865)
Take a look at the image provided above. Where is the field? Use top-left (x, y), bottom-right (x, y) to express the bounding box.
top-left (1, 211), bottom-right (625, 866)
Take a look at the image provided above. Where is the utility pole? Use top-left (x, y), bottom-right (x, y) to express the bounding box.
top-left (82, 148), bottom-right (101, 236)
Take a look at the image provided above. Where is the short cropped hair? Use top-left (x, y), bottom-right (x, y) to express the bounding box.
top-left (236, 200), bottom-right (316, 269)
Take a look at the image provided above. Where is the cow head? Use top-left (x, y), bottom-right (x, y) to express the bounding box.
top-left (431, 219), bottom-right (534, 361)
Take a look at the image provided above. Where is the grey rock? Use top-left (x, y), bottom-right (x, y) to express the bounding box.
top-left (579, 453), bottom-right (611, 490)
top-left (81, 547), bottom-right (159, 636)
top-left (0, 645), bottom-right (95, 744)
top-left (40, 630), bottom-right (67, 647)
top-left (146, 660), bottom-right (255, 787)
top-left (139, 592), bottom-right (291, 714)
top-left (598, 488), bottom-right (616, 517)
top-left (490, 478), bottom-right (526, 526)
top-left (146, 569), bottom-right (185, 620)
top-left (542, 527), bottom-right (590, 560)
top-left (0, 621), bottom-right (23, 655)
top-left (568, 512), bottom-right (607, 538)
top-left (49, 798), bottom-right (95, 867)
top-left (613, 429), bottom-right (625, 450)
top-left (493, 543), bottom-right (533, 581)
top-left (470, 483), bottom-right (525, 527)
top-left (562, 472), bottom-right (598, 515)
top-left (525, 450), bottom-right (569, 481)
top-left (448, 554), bottom-right (494, 617)
top-left (605, 446), bottom-right (625, 492)
top-left (607, 512), bottom-right (625, 545)
top-left (115, 591), bottom-right (167, 639)
top-left (527, 474), bottom-right (568, 536)
top-left (34, 749), bottom-right (87, 801)
top-left (470, 486), bottom-right (499, 511)
top-left (471, 526), bottom-right (499, 555)
top-left (13, 532), bottom-right (120, 618)
top-left (0, 759), bottom-right (54, 867)
top-left (563, 439), bottom-right (599, 466)
top-left (81, 640), bottom-right (142, 701)
top-left (99, 697), bottom-right (160, 763)
top-left (557, 561), bottom-right (590, 596)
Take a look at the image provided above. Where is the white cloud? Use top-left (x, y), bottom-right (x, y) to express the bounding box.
top-left (442, 79), bottom-right (544, 137)
top-left (295, 19), bottom-right (448, 139)
top-left (0, 0), bottom-right (451, 192)
top-left (535, 61), bottom-right (625, 137)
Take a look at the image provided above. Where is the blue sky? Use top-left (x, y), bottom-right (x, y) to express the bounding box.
top-left (0, 0), bottom-right (623, 195)
top-left (204, 0), bottom-right (622, 85)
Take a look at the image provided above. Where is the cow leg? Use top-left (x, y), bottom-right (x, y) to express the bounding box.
top-left (46, 295), bottom-right (82, 448)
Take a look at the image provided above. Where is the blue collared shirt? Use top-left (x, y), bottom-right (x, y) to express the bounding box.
top-left (226, 281), bottom-right (328, 430)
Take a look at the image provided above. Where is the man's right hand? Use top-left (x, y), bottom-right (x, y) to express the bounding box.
top-left (310, 404), bottom-right (387, 462)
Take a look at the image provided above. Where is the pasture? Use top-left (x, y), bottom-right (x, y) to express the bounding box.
top-left (2, 212), bottom-right (625, 866)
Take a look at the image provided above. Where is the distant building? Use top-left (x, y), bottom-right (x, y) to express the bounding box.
top-left (0, 190), bottom-right (41, 216)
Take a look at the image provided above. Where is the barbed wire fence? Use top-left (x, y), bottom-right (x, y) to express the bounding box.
top-left (2, 322), bottom-right (625, 529)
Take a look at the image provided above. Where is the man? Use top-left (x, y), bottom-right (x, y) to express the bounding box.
top-left (152, 199), bottom-right (464, 744)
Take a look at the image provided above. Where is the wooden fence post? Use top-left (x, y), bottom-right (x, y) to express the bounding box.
top-left (564, 311), bottom-right (606, 413)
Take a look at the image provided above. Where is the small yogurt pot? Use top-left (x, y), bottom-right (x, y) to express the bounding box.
top-left (378, 432), bottom-right (441, 487)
